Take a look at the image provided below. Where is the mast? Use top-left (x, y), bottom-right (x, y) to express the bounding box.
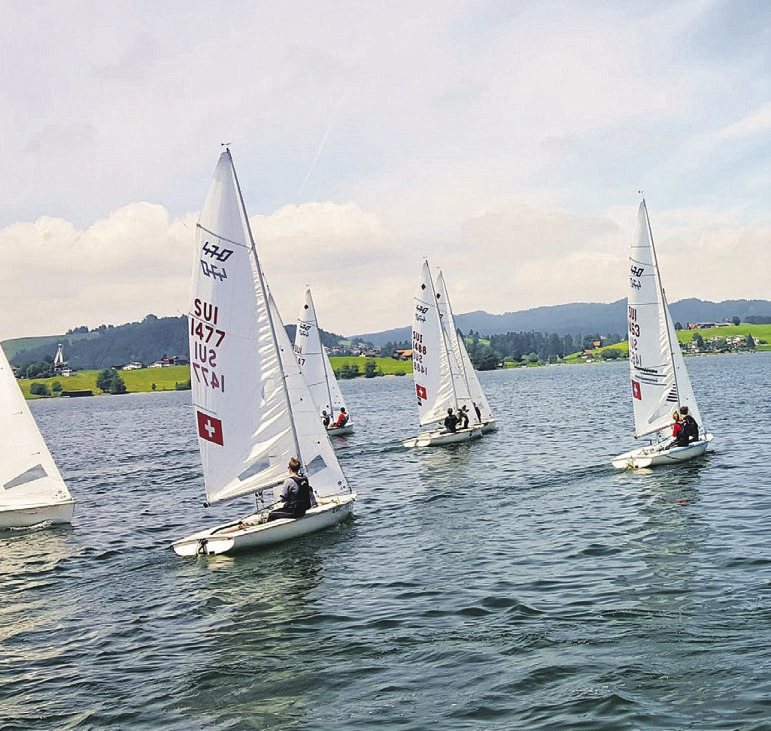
top-left (226, 149), bottom-right (304, 466)
top-left (437, 270), bottom-right (474, 398)
top-left (642, 198), bottom-right (683, 427)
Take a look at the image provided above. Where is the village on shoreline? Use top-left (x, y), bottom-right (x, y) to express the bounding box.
top-left (9, 319), bottom-right (769, 400)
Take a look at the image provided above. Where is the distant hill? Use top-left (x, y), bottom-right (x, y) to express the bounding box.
top-left (354, 298), bottom-right (771, 345)
top-left (3, 314), bottom-right (345, 370)
top-left (5, 299), bottom-right (770, 366)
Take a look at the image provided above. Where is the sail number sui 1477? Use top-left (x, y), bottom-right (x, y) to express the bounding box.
top-left (191, 298), bottom-right (226, 392)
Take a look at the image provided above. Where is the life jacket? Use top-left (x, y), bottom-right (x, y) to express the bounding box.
top-left (336, 413), bottom-right (349, 426)
top-left (682, 415), bottom-right (699, 442)
top-left (290, 475), bottom-right (313, 516)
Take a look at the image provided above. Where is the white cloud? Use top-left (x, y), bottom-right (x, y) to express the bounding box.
top-left (0, 0), bottom-right (768, 341)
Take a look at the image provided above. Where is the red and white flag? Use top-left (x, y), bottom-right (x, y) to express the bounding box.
top-left (631, 380), bottom-right (642, 400)
top-left (416, 384), bottom-right (427, 400)
top-left (197, 411), bottom-right (224, 445)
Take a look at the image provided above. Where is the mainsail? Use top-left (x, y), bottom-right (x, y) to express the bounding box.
top-left (435, 270), bottom-right (493, 424)
top-left (0, 346), bottom-right (74, 515)
top-left (189, 150), bottom-right (348, 505)
top-left (411, 260), bottom-right (472, 428)
top-left (627, 200), bottom-right (703, 439)
top-left (294, 289), bottom-right (349, 424)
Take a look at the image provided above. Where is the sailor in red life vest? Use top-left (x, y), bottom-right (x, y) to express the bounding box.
top-left (671, 411), bottom-right (685, 447)
top-left (333, 407), bottom-right (349, 428)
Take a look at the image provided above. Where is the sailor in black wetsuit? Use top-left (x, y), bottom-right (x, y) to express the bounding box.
top-left (679, 405), bottom-right (699, 444)
top-left (444, 407), bottom-right (459, 433)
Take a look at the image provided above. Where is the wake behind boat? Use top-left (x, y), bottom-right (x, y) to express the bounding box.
top-left (404, 260), bottom-right (483, 448)
top-left (172, 150), bottom-right (355, 556)
top-left (294, 289), bottom-right (354, 437)
top-left (611, 199), bottom-right (713, 469)
top-left (0, 346), bottom-right (75, 528)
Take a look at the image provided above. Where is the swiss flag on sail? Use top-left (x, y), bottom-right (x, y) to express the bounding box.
top-left (631, 380), bottom-right (642, 400)
top-left (197, 411), bottom-right (224, 445)
top-left (416, 384), bottom-right (427, 400)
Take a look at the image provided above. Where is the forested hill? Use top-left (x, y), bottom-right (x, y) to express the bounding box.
top-left (355, 298), bottom-right (771, 345)
top-left (4, 314), bottom-right (344, 371)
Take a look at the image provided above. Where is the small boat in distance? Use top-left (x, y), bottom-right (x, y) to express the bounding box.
top-left (0, 346), bottom-right (75, 528)
top-left (611, 199), bottom-right (713, 469)
top-left (403, 260), bottom-right (483, 448)
top-left (434, 269), bottom-right (497, 433)
top-left (172, 150), bottom-right (355, 556)
top-left (294, 288), bottom-right (354, 436)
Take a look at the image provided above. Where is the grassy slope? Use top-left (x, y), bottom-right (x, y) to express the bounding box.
top-left (563, 323), bottom-right (771, 362)
top-left (16, 359), bottom-right (412, 398)
top-left (17, 366), bottom-right (190, 398)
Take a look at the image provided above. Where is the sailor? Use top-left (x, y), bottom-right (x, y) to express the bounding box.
top-left (443, 407), bottom-right (459, 433)
top-left (472, 401), bottom-right (482, 423)
top-left (267, 458), bottom-right (313, 521)
top-left (321, 410), bottom-right (331, 428)
top-left (333, 407), bottom-right (349, 428)
top-left (671, 412), bottom-right (687, 447)
top-left (458, 405), bottom-right (470, 429)
top-left (679, 405), bottom-right (699, 443)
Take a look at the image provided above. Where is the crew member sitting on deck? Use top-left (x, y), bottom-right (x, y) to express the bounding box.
top-left (444, 407), bottom-right (459, 433)
top-left (333, 407), bottom-right (349, 428)
top-left (671, 412), bottom-right (686, 447)
top-left (679, 405), bottom-right (699, 444)
top-left (267, 458), bottom-right (313, 521)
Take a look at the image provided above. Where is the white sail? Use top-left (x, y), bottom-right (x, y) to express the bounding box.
top-left (435, 270), bottom-right (493, 423)
top-left (0, 346), bottom-right (74, 521)
top-left (294, 289), bottom-right (350, 425)
top-left (411, 260), bottom-right (471, 427)
top-left (269, 290), bottom-right (350, 500)
top-left (627, 200), bottom-right (703, 438)
top-left (189, 150), bottom-right (349, 505)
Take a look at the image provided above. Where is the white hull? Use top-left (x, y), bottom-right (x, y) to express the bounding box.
top-left (481, 419), bottom-right (497, 434)
top-left (172, 493), bottom-right (356, 556)
top-left (403, 425), bottom-right (483, 448)
top-left (611, 434), bottom-right (713, 469)
top-left (327, 424), bottom-right (354, 436)
top-left (0, 500), bottom-right (75, 529)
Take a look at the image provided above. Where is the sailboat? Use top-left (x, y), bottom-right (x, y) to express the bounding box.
top-left (611, 199), bottom-right (714, 469)
top-left (0, 346), bottom-right (75, 528)
top-left (172, 150), bottom-right (356, 556)
top-left (434, 269), bottom-right (497, 433)
top-left (403, 260), bottom-right (483, 448)
top-left (294, 289), bottom-right (354, 436)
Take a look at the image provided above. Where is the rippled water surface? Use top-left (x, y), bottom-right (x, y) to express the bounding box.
top-left (2, 354), bottom-right (770, 730)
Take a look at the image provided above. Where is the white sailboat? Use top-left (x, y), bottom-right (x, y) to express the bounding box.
top-left (172, 150), bottom-right (355, 556)
top-left (0, 346), bottom-right (75, 528)
top-left (403, 260), bottom-right (483, 448)
top-left (294, 289), bottom-right (354, 436)
top-left (611, 199), bottom-right (713, 469)
top-left (434, 269), bottom-right (497, 433)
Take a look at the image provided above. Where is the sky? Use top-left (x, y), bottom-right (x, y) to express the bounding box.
top-left (1, 0), bottom-right (768, 340)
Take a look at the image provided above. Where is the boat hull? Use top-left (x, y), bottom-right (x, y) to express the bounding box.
top-left (327, 424), bottom-right (354, 436)
top-left (172, 493), bottom-right (356, 556)
top-left (0, 500), bottom-right (75, 529)
top-left (611, 434), bottom-right (713, 469)
top-left (403, 426), bottom-right (483, 448)
top-left (481, 419), bottom-right (497, 434)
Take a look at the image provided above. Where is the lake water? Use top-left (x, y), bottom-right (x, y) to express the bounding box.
top-left (2, 354), bottom-right (770, 730)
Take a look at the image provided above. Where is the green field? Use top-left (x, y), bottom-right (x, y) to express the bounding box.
top-left (16, 366), bottom-right (191, 398)
top-left (563, 323), bottom-right (771, 361)
top-left (16, 358), bottom-right (413, 398)
top-left (328, 356), bottom-right (412, 375)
